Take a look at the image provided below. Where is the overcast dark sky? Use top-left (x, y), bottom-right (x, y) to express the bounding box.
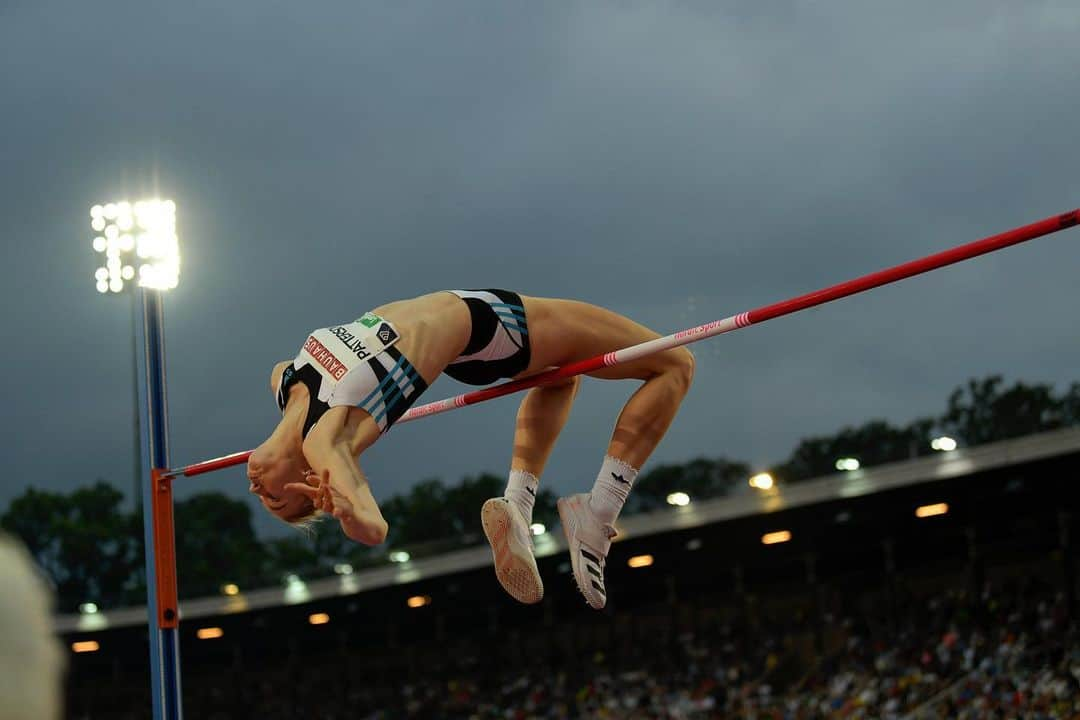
top-left (2, 1), bottom-right (1078, 537)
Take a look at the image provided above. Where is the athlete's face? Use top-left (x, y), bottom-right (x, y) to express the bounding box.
top-left (247, 448), bottom-right (312, 520)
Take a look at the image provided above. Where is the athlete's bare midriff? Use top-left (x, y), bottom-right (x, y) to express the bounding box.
top-left (372, 292), bottom-right (473, 383)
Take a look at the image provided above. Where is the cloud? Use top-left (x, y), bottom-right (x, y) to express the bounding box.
top-left (1, 0), bottom-right (1078, 537)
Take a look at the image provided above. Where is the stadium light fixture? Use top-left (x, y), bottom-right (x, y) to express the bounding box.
top-left (79, 602), bottom-right (99, 615)
top-left (761, 530), bottom-right (792, 545)
top-left (89, 198), bottom-right (179, 294)
top-left (71, 641), bottom-right (101, 654)
top-left (930, 436), bottom-right (957, 452)
top-left (333, 563), bottom-right (353, 575)
top-left (308, 613), bottom-right (330, 625)
top-left (835, 457), bottom-right (860, 472)
top-left (283, 574), bottom-right (310, 604)
top-left (748, 472), bottom-right (774, 490)
top-left (915, 502), bottom-right (949, 518)
top-left (221, 583), bottom-right (239, 596)
top-left (530, 522), bottom-right (546, 536)
top-left (406, 595), bottom-right (431, 608)
top-left (196, 627), bottom-right (223, 640)
top-left (627, 554), bottom-right (654, 568)
top-left (666, 492), bottom-right (691, 507)
top-left (388, 550), bottom-right (411, 563)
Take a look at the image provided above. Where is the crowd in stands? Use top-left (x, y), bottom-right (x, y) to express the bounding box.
top-left (63, 575), bottom-right (1074, 719)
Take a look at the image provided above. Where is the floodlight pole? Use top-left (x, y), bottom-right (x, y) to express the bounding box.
top-left (131, 291), bottom-right (143, 517)
top-left (134, 287), bottom-right (183, 720)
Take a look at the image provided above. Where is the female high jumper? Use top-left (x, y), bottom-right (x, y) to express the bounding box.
top-left (247, 290), bottom-right (693, 609)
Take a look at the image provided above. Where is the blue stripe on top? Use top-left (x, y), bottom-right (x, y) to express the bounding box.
top-left (358, 355), bottom-right (406, 411)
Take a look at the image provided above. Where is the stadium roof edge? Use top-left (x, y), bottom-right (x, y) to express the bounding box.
top-left (56, 426), bottom-right (1080, 633)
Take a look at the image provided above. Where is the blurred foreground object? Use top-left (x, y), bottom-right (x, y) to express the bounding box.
top-left (0, 533), bottom-right (65, 720)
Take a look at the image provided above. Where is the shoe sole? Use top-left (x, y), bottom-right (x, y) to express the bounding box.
top-left (557, 496), bottom-right (606, 610)
top-left (481, 498), bottom-right (543, 604)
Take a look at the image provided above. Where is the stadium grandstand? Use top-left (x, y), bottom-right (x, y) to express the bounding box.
top-left (60, 427), bottom-right (1080, 719)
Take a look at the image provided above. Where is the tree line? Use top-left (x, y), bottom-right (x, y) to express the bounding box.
top-left (3, 374), bottom-right (1077, 612)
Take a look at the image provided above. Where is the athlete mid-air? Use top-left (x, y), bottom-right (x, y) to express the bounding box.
top-left (247, 290), bottom-right (693, 609)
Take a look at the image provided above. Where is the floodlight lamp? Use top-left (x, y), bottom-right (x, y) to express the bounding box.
top-left (749, 472), bottom-right (774, 490)
top-left (530, 523), bottom-right (546, 536)
top-left (835, 457), bottom-right (860, 471)
top-left (666, 492), bottom-right (691, 506)
top-left (109, 278), bottom-right (123, 293)
top-left (96, 280), bottom-right (109, 293)
top-left (94, 268), bottom-right (109, 281)
top-left (92, 198), bottom-right (180, 292)
top-left (931, 436), bottom-right (957, 452)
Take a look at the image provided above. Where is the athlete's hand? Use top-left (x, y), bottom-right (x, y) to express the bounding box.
top-left (286, 469), bottom-right (365, 532)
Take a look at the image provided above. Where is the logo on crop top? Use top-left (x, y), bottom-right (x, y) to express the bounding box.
top-left (359, 313), bottom-right (381, 328)
top-left (377, 323), bottom-right (397, 345)
top-left (303, 336), bottom-right (348, 380)
top-left (327, 325), bottom-right (377, 361)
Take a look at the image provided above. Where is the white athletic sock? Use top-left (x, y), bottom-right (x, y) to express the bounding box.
top-left (505, 468), bottom-right (539, 524)
top-left (588, 456), bottom-right (638, 526)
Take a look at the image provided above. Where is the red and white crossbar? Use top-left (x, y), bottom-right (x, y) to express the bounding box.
top-left (166, 208), bottom-right (1079, 479)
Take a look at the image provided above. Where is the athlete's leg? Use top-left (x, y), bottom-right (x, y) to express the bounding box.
top-left (522, 297), bottom-right (695, 470)
top-left (482, 376), bottom-right (579, 605)
top-left (521, 297), bottom-right (695, 609)
top-left (510, 375), bottom-right (581, 479)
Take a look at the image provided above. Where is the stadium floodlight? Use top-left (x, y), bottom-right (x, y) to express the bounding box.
top-left (915, 502), bottom-right (949, 518)
top-left (79, 602), bottom-right (99, 615)
top-left (761, 530), bottom-right (792, 545)
top-left (666, 491), bottom-right (691, 506)
top-left (627, 554), bottom-right (654, 568)
top-left (308, 613), bottom-right (330, 625)
top-left (530, 522), bottom-right (546, 536)
top-left (333, 563), bottom-right (354, 575)
top-left (196, 627), bottom-right (223, 640)
top-left (406, 595), bottom-right (431, 608)
top-left (748, 472), bottom-right (774, 490)
top-left (221, 583), bottom-right (239, 596)
top-left (930, 436), bottom-right (958, 452)
top-left (90, 198), bottom-right (179, 293)
top-left (835, 457), bottom-right (860, 472)
top-left (388, 550), bottom-right (411, 563)
top-left (71, 641), bottom-right (101, 654)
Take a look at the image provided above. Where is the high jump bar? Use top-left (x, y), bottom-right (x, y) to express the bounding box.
top-left (167, 207), bottom-right (1079, 479)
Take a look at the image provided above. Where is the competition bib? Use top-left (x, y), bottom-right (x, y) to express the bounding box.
top-left (298, 312), bottom-right (401, 384)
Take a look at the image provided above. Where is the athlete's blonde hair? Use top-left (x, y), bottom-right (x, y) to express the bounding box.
top-left (0, 533), bottom-right (65, 720)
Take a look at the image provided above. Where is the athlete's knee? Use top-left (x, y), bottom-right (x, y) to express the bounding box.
top-left (667, 347), bottom-right (695, 392)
